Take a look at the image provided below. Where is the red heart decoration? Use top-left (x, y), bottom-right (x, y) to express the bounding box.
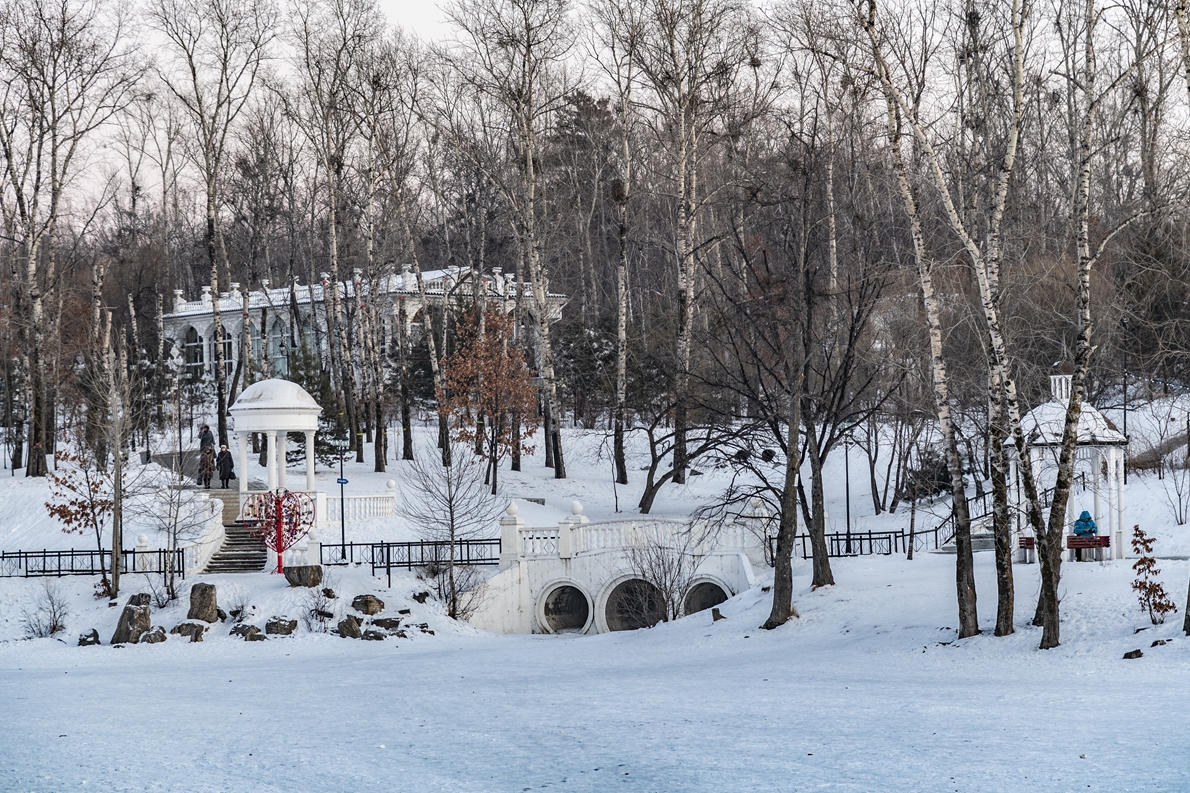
top-left (241, 491), bottom-right (316, 553)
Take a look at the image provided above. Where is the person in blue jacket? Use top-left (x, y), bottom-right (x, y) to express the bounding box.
top-left (1073, 510), bottom-right (1098, 536)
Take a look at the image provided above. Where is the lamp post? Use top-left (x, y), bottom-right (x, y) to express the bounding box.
top-left (331, 436), bottom-right (350, 560)
top-left (1121, 316), bottom-right (1129, 484)
top-left (844, 433), bottom-right (853, 554)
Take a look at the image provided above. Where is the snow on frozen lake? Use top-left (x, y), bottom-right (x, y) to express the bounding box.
top-left (2, 551), bottom-right (1189, 792)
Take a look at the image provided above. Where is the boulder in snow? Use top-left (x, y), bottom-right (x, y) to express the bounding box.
top-left (170, 621), bottom-right (206, 643)
top-left (284, 565), bottom-right (323, 588)
top-left (231, 624), bottom-right (267, 641)
top-left (126, 593), bottom-right (151, 607)
top-left (266, 617), bottom-right (297, 635)
top-left (187, 583), bottom-right (219, 623)
top-left (78, 629), bottom-right (100, 647)
top-left (111, 605), bottom-right (151, 645)
top-left (338, 615), bottom-right (362, 638)
top-left (372, 617), bottom-right (402, 631)
top-left (352, 595), bottom-right (385, 615)
top-left (362, 629), bottom-right (387, 641)
top-left (139, 626), bottom-right (167, 644)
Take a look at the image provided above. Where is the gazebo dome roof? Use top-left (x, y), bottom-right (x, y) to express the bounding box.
top-left (229, 378), bottom-right (321, 432)
top-left (1020, 400), bottom-right (1126, 448)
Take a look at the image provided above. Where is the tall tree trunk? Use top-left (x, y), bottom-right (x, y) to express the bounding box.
top-left (804, 418), bottom-right (834, 588)
top-left (763, 267), bottom-right (805, 628)
top-left (989, 369), bottom-right (1014, 636)
top-left (206, 188), bottom-right (229, 448)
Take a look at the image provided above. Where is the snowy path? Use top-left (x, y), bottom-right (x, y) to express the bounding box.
top-left (3, 554), bottom-right (1189, 792)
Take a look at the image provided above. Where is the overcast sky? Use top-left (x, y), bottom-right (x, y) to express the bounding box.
top-left (378, 0), bottom-right (450, 41)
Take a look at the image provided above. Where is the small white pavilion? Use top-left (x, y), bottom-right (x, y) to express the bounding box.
top-left (228, 379), bottom-right (323, 511)
top-left (1012, 368), bottom-right (1127, 560)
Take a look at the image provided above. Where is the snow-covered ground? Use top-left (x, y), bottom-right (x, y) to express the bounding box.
top-left (2, 553), bottom-right (1189, 791)
top-left (3, 418), bottom-right (1190, 790)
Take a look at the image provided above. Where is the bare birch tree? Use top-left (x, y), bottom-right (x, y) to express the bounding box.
top-left (151, 0), bottom-right (276, 448)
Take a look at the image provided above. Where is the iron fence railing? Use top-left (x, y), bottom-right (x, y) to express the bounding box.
top-left (0, 548), bottom-right (188, 578)
top-left (319, 539), bottom-right (502, 587)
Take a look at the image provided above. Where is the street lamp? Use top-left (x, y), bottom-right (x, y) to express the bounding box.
top-left (844, 432), bottom-right (853, 554)
top-left (330, 436), bottom-right (350, 560)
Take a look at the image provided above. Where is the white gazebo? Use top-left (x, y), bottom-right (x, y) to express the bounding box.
top-left (228, 379), bottom-right (323, 509)
top-left (1012, 369), bottom-right (1127, 560)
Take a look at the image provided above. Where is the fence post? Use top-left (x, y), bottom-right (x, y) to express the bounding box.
top-left (135, 535), bottom-right (151, 572)
top-left (499, 503), bottom-right (524, 569)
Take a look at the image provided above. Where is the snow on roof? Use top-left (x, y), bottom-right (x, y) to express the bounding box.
top-left (230, 379), bottom-right (321, 414)
top-left (1020, 399), bottom-right (1127, 447)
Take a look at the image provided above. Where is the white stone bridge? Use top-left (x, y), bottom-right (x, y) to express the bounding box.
top-left (468, 503), bottom-right (768, 634)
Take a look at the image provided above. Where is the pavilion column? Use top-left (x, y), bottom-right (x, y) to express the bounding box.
top-left (1092, 449), bottom-right (1102, 528)
top-left (305, 431), bottom-right (316, 492)
top-left (1115, 450), bottom-right (1126, 560)
top-left (237, 431), bottom-right (248, 497)
top-left (266, 431), bottom-right (277, 492)
top-left (278, 432), bottom-right (287, 491)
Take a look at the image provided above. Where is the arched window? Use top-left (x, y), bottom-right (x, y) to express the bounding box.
top-left (250, 321), bottom-right (263, 361)
top-left (183, 327), bottom-right (204, 383)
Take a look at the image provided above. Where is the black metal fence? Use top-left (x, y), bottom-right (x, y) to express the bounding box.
top-left (320, 539), bottom-right (502, 587)
top-left (0, 548), bottom-right (188, 578)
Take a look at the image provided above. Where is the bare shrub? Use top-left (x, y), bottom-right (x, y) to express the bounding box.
top-left (416, 562), bottom-right (488, 621)
top-left (301, 572), bottom-right (339, 632)
top-left (22, 580), bottom-right (70, 638)
top-left (1132, 526), bottom-right (1179, 625)
top-left (1161, 449), bottom-right (1190, 526)
top-left (624, 532), bottom-right (700, 623)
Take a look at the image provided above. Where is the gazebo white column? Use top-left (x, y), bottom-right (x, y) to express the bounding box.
top-left (305, 431), bottom-right (316, 492)
top-left (1115, 450), bottom-right (1125, 560)
top-left (266, 431), bottom-right (277, 492)
top-left (278, 433), bottom-right (287, 491)
top-left (237, 431), bottom-right (249, 497)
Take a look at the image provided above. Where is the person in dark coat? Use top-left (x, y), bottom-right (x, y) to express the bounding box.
top-left (199, 445), bottom-right (216, 489)
top-left (199, 424), bottom-right (215, 452)
top-left (216, 445), bottom-right (234, 489)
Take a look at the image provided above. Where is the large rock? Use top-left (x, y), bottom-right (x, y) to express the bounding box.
top-left (372, 617), bottom-right (402, 631)
top-left (126, 593), bottom-right (151, 607)
top-left (361, 629), bottom-right (387, 641)
top-left (351, 595), bottom-right (385, 615)
top-left (170, 621), bottom-right (206, 643)
top-left (284, 565), bottom-right (323, 589)
top-left (110, 605), bottom-right (151, 644)
top-left (78, 629), bottom-right (100, 647)
top-left (139, 626), bottom-right (167, 644)
top-left (265, 617), bottom-right (297, 636)
top-left (232, 624), bottom-right (265, 641)
top-left (187, 583), bottom-right (219, 623)
top-left (337, 615), bottom-right (362, 638)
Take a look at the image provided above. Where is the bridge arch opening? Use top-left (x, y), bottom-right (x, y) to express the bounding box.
top-left (541, 584), bottom-right (591, 633)
top-left (684, 581), bottom-right (729, 615)
top-left (604, 578), bottom-right (664, 631)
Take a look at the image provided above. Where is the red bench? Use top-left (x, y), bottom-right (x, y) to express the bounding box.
top-left (1018, 535), bottom-right (1109, 562)
top-left (1067, 536), bottom-right (1110, 550)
